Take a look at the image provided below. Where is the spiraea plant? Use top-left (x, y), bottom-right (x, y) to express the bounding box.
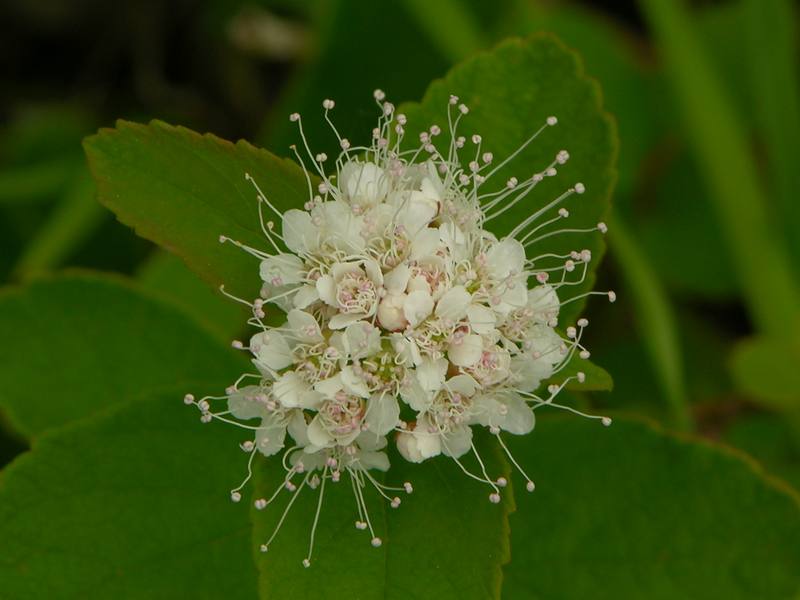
top-left (183, 87), bottom-right (615, 566)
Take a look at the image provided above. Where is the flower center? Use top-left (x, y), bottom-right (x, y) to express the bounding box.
top-left (336, 272), bottom-right (378, 314)
top-left (320, 392), bottom-right (365, 435)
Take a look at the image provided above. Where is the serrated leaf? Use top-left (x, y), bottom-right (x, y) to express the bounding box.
top-left (0, 394), bottom-right (258, 599)
top-left (84, 120), bottom-right (310, 300)
top-left (0, 272), bottom-right (245, 438)
top-left (253, 432), bottom-right (512, 599)
top-left (400, 35), bottom-right (617, 326)
top-left (502, 418), bottom-right (800, 598)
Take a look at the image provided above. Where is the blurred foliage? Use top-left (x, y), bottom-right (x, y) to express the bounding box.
top-left (2, 0), bottom-right (800, 596)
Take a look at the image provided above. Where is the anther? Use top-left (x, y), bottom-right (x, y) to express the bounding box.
top-left (254, 498), bottom-right (267, 510)
top-left (575, 182), bottom-right (586, 194)
top-left (230, 491), bottom-right (242, 503)
top-left (526, 481), bottom-right (536, 492)
top-left (496, 477), bottom-right (508, 488)
top-left (183, 393), bottom-right (195, 405)
top-left (371, 537), bottom-right (383, 547)
top-left (602, 417), bottom-right (613, 427)
top-left (489, 493), bottom-right (501, 504)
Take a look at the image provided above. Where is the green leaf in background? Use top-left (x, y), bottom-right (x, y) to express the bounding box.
top-left (743, 0), bottom-right (800, 267)
top-left (731, 336), bottom-right (800, 412)
top-left (260, 0), bottom-right (450, 158)
top-left (400, 35), bottom-right (617, 327)
top-left (635, 151), bottom-right (737, 298)
top-left (254, 434), bottom-right (512, 599)
top-left (608, 215), bottom-right (690, 430)
top-left (84, 120), bottom-right (310, 300)
top-left (0, 272), bottom-right (245, 438)
top-left (639, 0), bottom-right (800, 340)
top-left (137, 251), bottom-right (248, 343)
top-left (0, 394), bottom-right (258, 599)
top-left (11, 168), bottom-right (106, 280)
top-left (502, 418), bottom-right (800, 598)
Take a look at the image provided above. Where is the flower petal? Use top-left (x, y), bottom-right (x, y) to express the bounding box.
top-left (365, 394), bottom-right (400, 436)
top-left (435, 285), bottom-right (471, 321)
top-left (448, 333), bottom-right (483, 367)
top-left (403, 290), bottom-right (434, 327)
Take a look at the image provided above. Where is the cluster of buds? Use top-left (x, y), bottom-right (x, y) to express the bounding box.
top-left (185, 90), bottom-right (613, 567)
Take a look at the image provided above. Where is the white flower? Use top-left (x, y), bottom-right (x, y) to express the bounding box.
top-left (340, 160), bottom-right (389, 208)
top-left (188, 89), bottom-right (613, 564)
top-left (317, 259), bottom-right (383, 329)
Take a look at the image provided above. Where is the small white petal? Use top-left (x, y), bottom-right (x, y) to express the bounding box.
top-left (316, 275), bottom-right (336, 306)
top-left (341, 365), bottom-right (370, 398)
top-left (467, 304), bottom-right (496, 334)
top-left (306, 415), bottom-right (333, 448)
top-left (282, 209), bottom-right (318, 254)
top-left (403, 290), bottom-right (434, 327)
top-left (251, 331), bottom-right (293, 371)
top-left (227, 385), bottom-right (265, 420)
top-left (365, 394), bottom-right (400, 436)
top-left (416, 358), bottom-right (448, 392)
top-left (435, 285), bottom-right (471, 321)
top-left (442, 425), bottom-right (472, 458)
top-left (448, 333), bottom-right (483, 367)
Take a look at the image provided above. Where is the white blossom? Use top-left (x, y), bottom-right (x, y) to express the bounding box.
top-left (186, 91), bottom-right (614, 567)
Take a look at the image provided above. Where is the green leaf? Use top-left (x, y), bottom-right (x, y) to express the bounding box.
top-left (0, 272), bottom-right (245, 438)
top-left (260, 0), bottom-right (450, 160)
top-left (137, 251), bottom-right (248, 343)
top-left (0, 394), bottom-right (259, 599)
top-left (84, 120), bottom-right (310, 300)
top-left (400, 35), bottom-right (617, 326)
top-left (639, 0), bottom-right (800, 339)
top-left (11, 168), bottom-right (106, 279)
top-left (730, 335), bottom-right (800, 411)
top-left (502, 417), bottom-right (800, 598)
top-left (743, 0), bottom-right (800, 266)
top-left (253, 432), bottom-right (512, 599)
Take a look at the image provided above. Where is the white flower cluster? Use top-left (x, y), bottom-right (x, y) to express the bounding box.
top-left (185, 91), bottom-right (614, 567)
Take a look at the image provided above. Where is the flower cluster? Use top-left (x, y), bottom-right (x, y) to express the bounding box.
top-left (185, 90), bottom-right (613, 567)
